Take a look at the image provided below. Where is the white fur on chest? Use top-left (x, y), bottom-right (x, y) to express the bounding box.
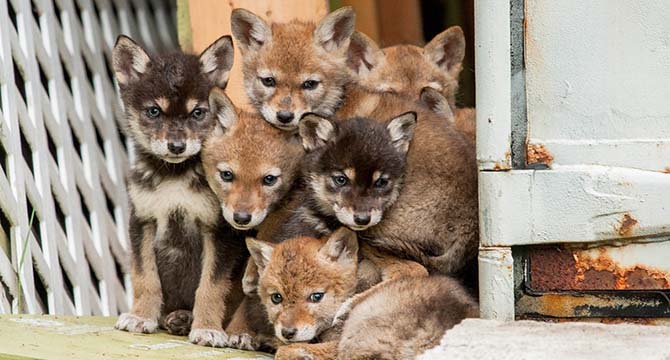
top-left (128, 178), bottom-right (219, 233)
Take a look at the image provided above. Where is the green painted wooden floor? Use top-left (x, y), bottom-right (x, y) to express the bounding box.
top-left (0, 315), bottom-right (272, 360)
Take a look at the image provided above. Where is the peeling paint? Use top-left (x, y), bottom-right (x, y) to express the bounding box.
top-left (528, 244), bottom-right (670, 292)
top-left (617, 214), bottom-right (638, 237)
top-left (526, 143), bottom-right (554, 165)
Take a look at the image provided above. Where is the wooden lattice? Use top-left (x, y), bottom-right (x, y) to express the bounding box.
top-left (0, 0), bottom-right (177, 316)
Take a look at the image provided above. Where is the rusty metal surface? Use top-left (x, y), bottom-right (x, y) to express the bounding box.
top-left (528, 243), bottom-right (670, 292)
top-left (526, 143), bottom-right (554, 166)
top-left (516, 292), bottom-right (670, 318)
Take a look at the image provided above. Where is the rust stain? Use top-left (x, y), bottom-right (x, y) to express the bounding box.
top-left (617, 213), bottom-right (638, 237)
top-left (664, 166), bottom-right (670, 174)
top-left (493, 151), bottom-right (512, 170)
top-left (529, 245), bottom-right (670, 292)
top-left (526, 143), bottom-right (554, 165)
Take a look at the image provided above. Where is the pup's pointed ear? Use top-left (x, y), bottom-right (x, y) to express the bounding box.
top-left (314, 6), bottom-right (355, 53)
top-left (420, 87), bottom-right (454, 123)
top-left (209, 87), bottom-right (237, 132)
top-left (319, 227), bottom-right (358, 265)
top-left (199, 35), bottom-right (234, 89)
top-left (386, 112), bottom-right (417, 154)
top-left (231, 8), bottom-right (272, 52)
top-left (113, 35), bottom-right (151, 86)
top-left (424, 26), bottom-right (465, 78)
top-left (347, 31), bottom-right (384, 77)
top-left (298, 114), bottom-right (336, 151)
top-left (246, 237), bottom-right (274, 272)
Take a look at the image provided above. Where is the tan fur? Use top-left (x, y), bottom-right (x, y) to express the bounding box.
top-left (186, 98), bottom-right (199, 113)
top-left (191, 233), bottom-right (230, 330)
top-left (232, 8), bottom-right (354, 129)
top-left (129, 225), bottom-right (162, 321)
top-left (455, 107), bottom-right (476, 141)
top-left (337, 276), bottom-right (478, 360)
top-left (201, 90), bottom-right (304, 231)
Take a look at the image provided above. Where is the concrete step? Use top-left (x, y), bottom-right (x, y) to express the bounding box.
top-left (419, 319), bottom-right (670, 360)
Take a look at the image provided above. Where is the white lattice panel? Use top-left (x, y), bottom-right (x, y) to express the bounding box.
top-left (0, 0), bottom-right (177, 316)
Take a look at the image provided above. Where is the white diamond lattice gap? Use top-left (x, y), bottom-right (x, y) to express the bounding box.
top-left (0, 0), bottom-right (177, 316)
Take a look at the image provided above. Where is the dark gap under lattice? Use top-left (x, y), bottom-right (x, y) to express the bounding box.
top-left (19, 131), bottom-right (34, 173)
top-left (13, 62), bottom-right (27, 103)
top-left (38, 60), bottom-right (49, 93)
top-left (32, 262), bottom-right (49, 311)
top-left (8, 0), bottom-right (18, 31)
top-left (46, 128), bottom-right (58, 164)
top-left (114, 254), bottom-right (125, 286)
top-left (1, 278), bottom-right (13, 307)
top-left (93, 122), bottom-right (106, 157)
top-left (88, 258), bottom-right (101, 296)
top-left (77, 187), bottom-right (91, 227)
top-left (26, 201), bottom-right (42, 250)
top-left (54, 0), bottom-right (63, 29)
top-left (69, 122), bottom-right (83, 161)
top-left (61, 59), bottom-right (73, 93)
top-left (104, 53), bottom-right (115, 85)
top-left (73, 0), bottom-right (85, 29)
top-left (60, 262), bottom-right (75, 304)
top-left (0, 137), bottom-right (8, 174)
top-left (104, 188), bottom-right (115, 222)
top-left (0, 207), bottom-right (11, 257)
top-left (31, 0), bottom-right (42, 31)
top-left (116, 124), bottom-right (128, 153)
top-left (84, 59), bottom-right (96, 91)
top-left (53, 191), bottom-right (67, 234)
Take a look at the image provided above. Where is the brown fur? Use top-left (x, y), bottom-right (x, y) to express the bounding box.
top-left (338, 93), bottom-right (479, 275)
top-left (349, 29), bottom-right (476, 139)
top-left (235, 11), bottom-right (479, 276)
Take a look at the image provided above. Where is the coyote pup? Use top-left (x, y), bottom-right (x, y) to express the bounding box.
top-left (112, 36), bottom-right (247, 347)
top-left (247, 229), bottom-right (478, 359)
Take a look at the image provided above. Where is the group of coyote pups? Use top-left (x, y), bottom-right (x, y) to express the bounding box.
top-left (112, 6), bottom-right (479, 359)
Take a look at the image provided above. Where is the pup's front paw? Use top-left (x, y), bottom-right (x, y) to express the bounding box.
top-left (189, 328), bottom-right (228, 347)
top-left (332, 297), bottom-right (355, 327)
top-left (275, 345), bottom-right (314, 360)
top-left (226, 333), bottom-right (258, 351)
top-left (115, 313), bottom-right (158, 333)
top-left (163, 309), bottom-right (193, 336)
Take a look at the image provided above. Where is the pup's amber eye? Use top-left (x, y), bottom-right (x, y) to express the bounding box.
top-left (302, 80), bottom-right (319, 90)
top-left (332, 175), bottom-right (348, 187)
top-left (374, 177), bottom-right (389, 188)
top-left (191, 107), bottom-right (207, 121)
top-left (262, 174), bottom-right (278, 186)
top-left (260, 76), bottom-right (276, 87)
top-left (270, 293), bottom-right (283, 304)
top-left (146, 106), bottom-right (161, 118)
top-left (308, 292), bottom-right (324, 303)
top-left (220, 170), bottom-right (234, 182)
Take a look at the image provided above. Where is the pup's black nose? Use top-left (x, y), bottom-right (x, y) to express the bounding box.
top-left (276, 111), bottom-right (295, 124)
top-left (233, 212), bottom-right (252, 225)
top-left (354, 213), bottom-right (371, 226)
top-left (281, 327), bottom-right (297, 340)
top-left (167, 141), bottom-right (186, 155)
